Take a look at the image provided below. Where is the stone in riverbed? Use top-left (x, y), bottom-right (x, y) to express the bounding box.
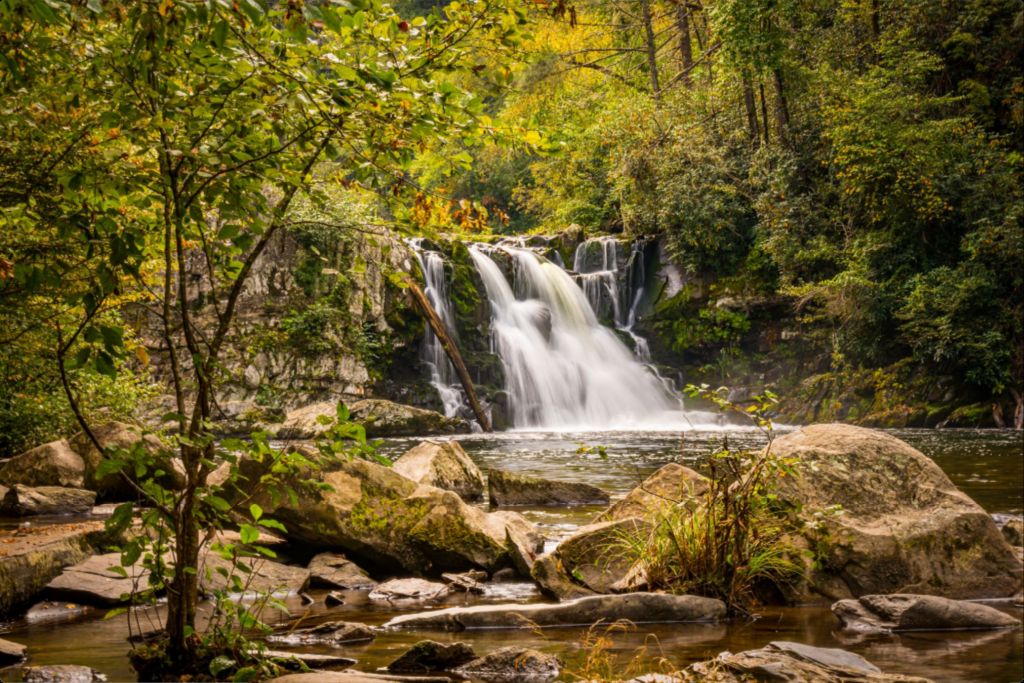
top-left (772, 424), bottom-right (1023, 601)
top-left (0, 485), bottom-right (96, 516)
top-left (369, 577), bottom-right (451, 601)
top-left (43, 553), bottom-right (147, 606)
top-left (268, 621), bottom-right (375, 646)
top-left (547, 517), bottom-right (650, 593)
top-left (393, 440), bottom-right (484, 501)
top-left (197, 552), bottom-right (310, 596)
top-left (596, 463), bottom-right (708, 523)
top-left (832, 594), bottom-right (1021, 632)
top-left (275, 399), bottom-right (467, 440)
top-left (1000, 516), bottom-right (1023, 546)
top-left (387, 640), bottom-right (477, 672)
top-left (264, 650), bottom-right (356, 670)
top-left (270, 673), bottom-right (451, 683)
top-left (307, 552), bottom-right (376, 590)
top-left (0, 440), bottom-right (85, 489)
top-left (0, 636), bottom-right (27, 666)
top-left (22, 665), bottom-right (108, 683)
top-left (487, 468), bottom-right (609, 507)
top-left (68, 421), bottom-right (185, 501)
top-left (530, 553), bottom-right (596, 601)
top-left (382, 592), bottom-right (725, 631)
top-left (453, 646), bottom-right (561, 681)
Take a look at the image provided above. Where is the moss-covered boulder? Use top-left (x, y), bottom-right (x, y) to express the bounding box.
top-left (487, 468), bottom-right (610, 507)
top-left (775, 424), bottom-right (1023, 602)
top-left (393, 440), bottom-right (484, 501)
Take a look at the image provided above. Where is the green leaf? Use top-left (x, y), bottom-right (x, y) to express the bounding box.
top-left (210, 656), bottom-right (236, 677)
top-left (249, 503), bottom-right (262, 521)
top-left (239, 523), bottom-right (259, 545)
top-left (257, 518), bottom-right (286, 533)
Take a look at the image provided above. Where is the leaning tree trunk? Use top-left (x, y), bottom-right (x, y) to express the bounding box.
top-left (640, 0), bottom-right (661, 100)
top-left (742, 70), bottom-right (760, 146)
top-left (675, 1), bottom-right (694, 87)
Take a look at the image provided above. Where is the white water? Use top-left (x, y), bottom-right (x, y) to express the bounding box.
top-left (468, 244), bottom-right (696, 430)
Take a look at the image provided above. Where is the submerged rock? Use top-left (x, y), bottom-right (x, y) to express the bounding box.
top-left (453, 646), bottom-right (560, 681)
top-left (832, 594), bottom-right (1021, 632)
top-left (0, 520), bottom-right (106, 618)
top-left (268, 621), bottom-right (375, 647)
top-left (22, 665), bottom-right (107, 683)
top-left (307, 553), bottom-right (376, 590)
top-left (0, 440), bottom-right (85, 489)
top-left (773, 424), bottom-right (1022, 601)
top-left (393, 440), bottom-right (485, 501)
top-left (683, 641), bottom-right (931, 682)
top-left (0, 636), bottom-right (27, 666)
top-left (596, 463), bottom-right (708, 522)
top-left (0, 485), bottom-right (96, 516)
top-left (487, 468), bottom-right (609, 507)
top-left (369, 577), bottom-right (451, 601)
top-left (387, 639), bottom-right (477, 672)
top-left (442, 570), bottom-right (487, 594)
top-left (382, 592), bottom-right (725, 630)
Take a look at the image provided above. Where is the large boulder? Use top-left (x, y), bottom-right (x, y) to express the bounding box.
top-left (393, 440), bottom-right (485, 501)
top-left (275, 400), bottom-right (468, 440)
top-left (268, 621), bottom-right (375, 647)
top-left (596, 463), bottom-right (708, 522)
top-left (453, 646), bottom-right (560, 681)
top-left (43, 553), bottom-right (147, 606)
top-left (242, 457), bottom-right (537, 574)
top-left (832, 594), bottom-right (1021, 632)
top-left (773, 424), bottom-right (1022, 601)
top-left (487, 468), bottom-right (609, 507)
top-left (68, 421), bottom-right (184, 501)
top-left (387, 640), bottom-right (477, 673)
top-left (0, 440), bottom-right (85, 489)
top-left (0, 520), bottom-right (107, 617)
top-left (307, 552), bottom-right (376, 590)
top-left (0, 485), bottom-right (96, 517)
top-left (530, 518), bottom-right (649, 597)
top-left (382, 593), bottom-right (726, 630)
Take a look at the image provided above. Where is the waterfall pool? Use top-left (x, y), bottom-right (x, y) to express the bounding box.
top-left (1, 428), bottom-right (1021, 682)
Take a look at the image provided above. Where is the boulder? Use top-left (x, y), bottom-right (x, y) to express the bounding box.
top-left (488, 510), bottom-right (545, 576)
top-left (0, 440), bottom-right (85, 488)
top-left (264, 650), bottom-right (356, 670)
top-left (369, 577), bottom-right (451, 601)
top-left (243, 457), bottom-right (532, 574)
top-left (393, 440), bottom-right (484, 501)
top-left (453, 646), bottom-right (560, 681)
top-left (268, 621), bottom-right (375, 646)
top-left (198, 552), bottom-right (309, 596)
top-left (772, 424), bottom-right (1022, 601)
top-left (684, 641), bottom-right (931, 682)
top-left (307, 553), bottom-right (376, 590)
top-left (1000, 517), bottom-right (1023, 546)
top-left (0, 636), bottom-right (27, 666)
top-left (387, 640), bottom-right (477, 672)
top-left (68, 421), bottom-right (184, 501)
top-left (597, 463), bottom-right (708, 522)
top-left (530, 553), bottom-right (596, 600)
top-left (22, 666), bottom-right (107, 683)
top-left (529, 517), bottom-right (648, 597)
top-left (276, 400), bottom-right (467, 440)
top-left (832, 594), bottom-right (1021, 632)
top-left (270, 673), bottom-right (450, 683)
top-left (442, 570), bottom-right (486, 594)
top-left (383, 592), bottom-right (725, 630)
top-left (487, 468), bottom-right (609, 507)
top-left (0, 520), bottom-right (106, 618)
top-left (0, 485), bottom-right (96, 516)
top-left (44, 552), bottom-right (147, 606)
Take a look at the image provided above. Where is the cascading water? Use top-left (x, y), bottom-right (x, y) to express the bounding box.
top-left (409, 241), bottom-right (469, 421)
top-left (469, 244), bottom-right (683, 430)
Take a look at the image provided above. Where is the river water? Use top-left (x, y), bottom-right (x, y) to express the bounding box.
top-left (1, 428), bottom-right (1021, 682)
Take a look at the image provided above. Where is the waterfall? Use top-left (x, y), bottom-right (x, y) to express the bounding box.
top-left (409, 241), bottom-right (469, 421)
top-left (469, 244), bottom-right (682, 430)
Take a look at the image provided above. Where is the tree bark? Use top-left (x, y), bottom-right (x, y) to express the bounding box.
top-left (742, 70), bottom-right (760, 146)
top-left (675, 1), bottom-right (694, 87)
top-left (772, 68), bottom-right (791, 142)
top-left (640, 0), bottom-right (661, 100)
top-left (759, 81), bottom-right (770, 145)
top-left (405, 278), bottom-right (492, 432)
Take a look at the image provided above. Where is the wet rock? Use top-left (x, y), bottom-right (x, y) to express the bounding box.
top-left (491, 568), bottom-right (518, 582)
top-left (387, 639), bottom-right (477, 672)
top-left (369, 577), bottom-right (451, 601)
top-left (264, 650), bottom-right (356, 670)
top-left (442, 570), bottom-right (487, 593)
top-left (349, 398), bottom-right (469, 438)
top-left (270, 673), bottom-right (451, 683)
top-left (490, 510), bottom-right (544, 576)
top-left (684, 641), bottom-right (932, 682)
top-left (243, 456), bottom-right (531, 574)
top-left (22, 665), bottom-right (107, 683)
top-left (68, 421), bottom-right (185, 501)
top-left (1000, 517), bottom-right (1023, 546)
top-left (268, 620), bottom-right (375, 646)
top-left (530, 553), bottom-right (596, 600)
top-left (0, 636), bottom-right (27, 666)
top-left (383, 592), bottom-right (725, 630)
top-left (0, 485), bottom-right (96, 516)
top-left (393, 440), bottom-right (484, 501)
top-left (0, 520), bottom-right (106, 618)
top-left (453, 646), bottom-right (560, 681)
top-left (546, 517), bottom-right (650, 593)
top-left (0, 440), bottom-right (85, 488)
top-left (44, 553), bottom-right (147, 606)
top-left (307, 553), bottom-right (376, 590)
top-left (198, 551), bottom-right (309, 596)
top-left (487, 468), bottom-right (609, 507)
top-left (832, 594), bottom-right (1022, 632)
top-left (596, 463), bottom-right (708, 522)
top-left (772, 424), bottom-right (1023, 601)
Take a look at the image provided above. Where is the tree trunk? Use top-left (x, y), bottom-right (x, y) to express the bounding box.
top-left (772, 68), bottom-right (791, 142)
top-left (166, 456), bottom-right (200, 660)
top-left (742, 70), bottom-right (760, 146)
top-left (406, 278), bottom-right (492, 432)
top-left (759, 81), bottom-right (770, 145)
top-left (675, 1), bottom-right (694, 87)
top-left (640, 0), bottom-right (661, 100)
